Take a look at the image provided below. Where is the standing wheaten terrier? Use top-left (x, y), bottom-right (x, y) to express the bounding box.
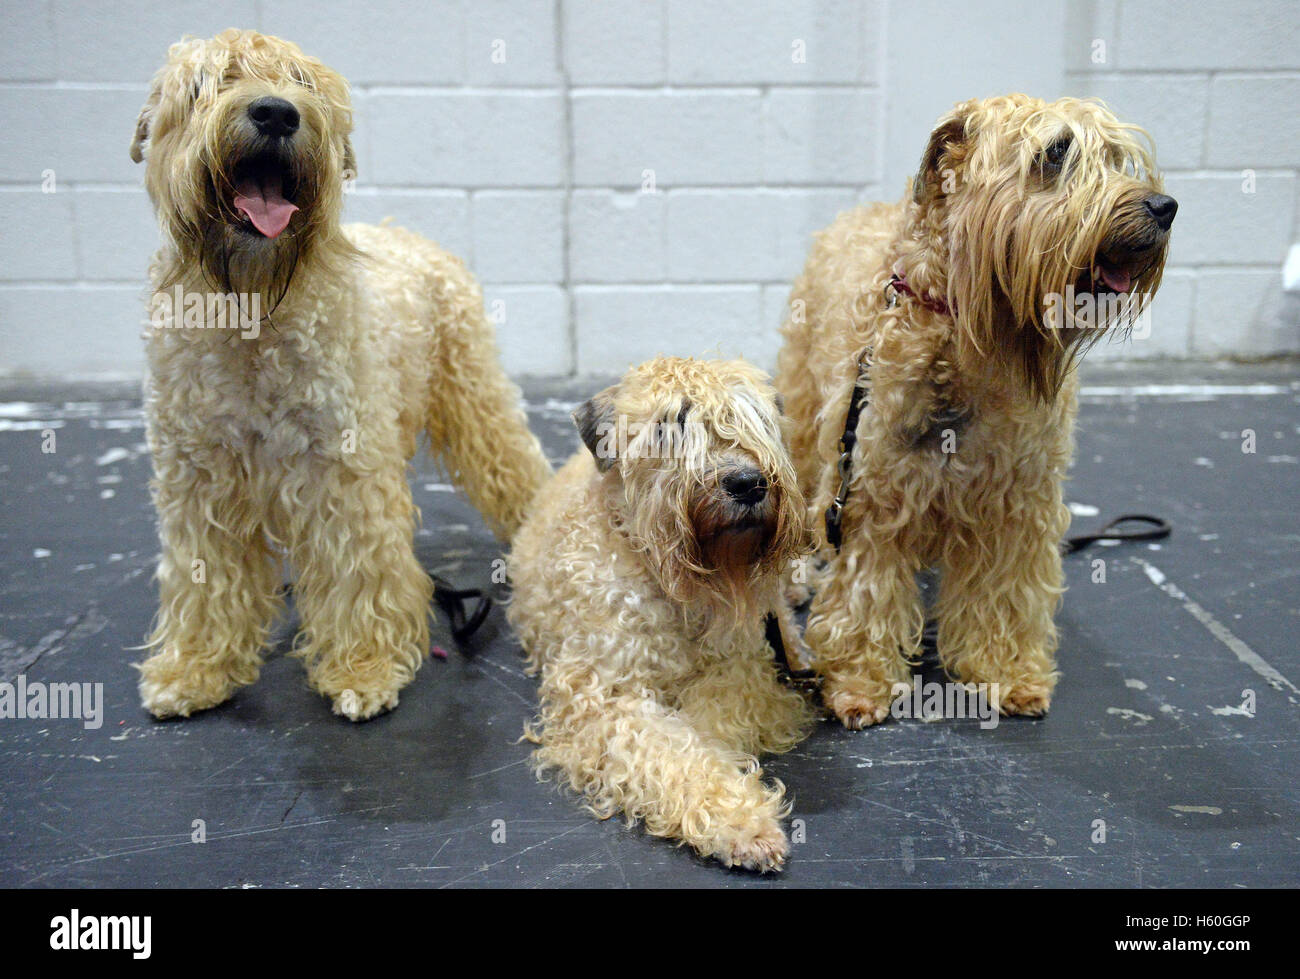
top-left (508, 357), bottom-right (814, 871)
top-left (130, 30), bottom-right (552, 721)
top-left (776, 94), bottom-right (1176, 728)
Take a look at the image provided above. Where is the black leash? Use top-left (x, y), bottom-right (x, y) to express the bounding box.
top-left (1062, 514), bottom-right (1170, 554)
top-left (764, 613), bottom-right (820, 687)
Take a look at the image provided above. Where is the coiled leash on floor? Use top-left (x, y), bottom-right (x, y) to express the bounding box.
top-left (431, 574), bottom-right (493, 643)
top-left (1061, 514), bottom-right (1170, 554)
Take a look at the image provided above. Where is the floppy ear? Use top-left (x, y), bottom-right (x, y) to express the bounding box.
top-left (129, 83), bottom-right (161, 164)
top-left (913, 109), bottom-right (970, 205)
top-left (572, 385), bottom-right (619, 473)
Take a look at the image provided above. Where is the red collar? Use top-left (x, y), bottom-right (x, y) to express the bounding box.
top-left (889, 271), bottom-right (951, 317)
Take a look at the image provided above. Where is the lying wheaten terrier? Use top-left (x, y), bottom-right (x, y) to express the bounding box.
top-left (130, 30), bottom-right (552, 721)
top-left (508, 357), bottom-right (814, 871)
top-left (776, 94), bottom-right (1176, 728)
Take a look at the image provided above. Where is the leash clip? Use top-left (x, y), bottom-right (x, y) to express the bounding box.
top-left (833, 446), bottom-right (854, 508)
top-left (885, 273), bottom-right (902, 309)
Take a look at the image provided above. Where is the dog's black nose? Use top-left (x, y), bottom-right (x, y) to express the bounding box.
top-left (723, 469), bottom-right (767, 506)
top-left (1143, 193), bottom-right (1178, 231)
top-left (248, 96), bottom-right (300, 138)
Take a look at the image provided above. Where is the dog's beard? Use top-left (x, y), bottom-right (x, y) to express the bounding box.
top-left (197, 219), bottom-right (301, 315)
top-left (683, 481), bottom-right (789, 637)
top-left (615, 471), bottom-right (790, 638)
top-left (208, 140), bottom-right (315, 312)
top-left (693, 496), bottom-right (777, 574)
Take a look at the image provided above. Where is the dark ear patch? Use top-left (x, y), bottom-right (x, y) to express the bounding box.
top-left (913, 113), bottom-right (969, 205)
top-left (129, 84), bottom-right (160, 164)
top-left (572, 385), bottom-right (618, 472)
top-left (342, 136), bottom-right (357, 182)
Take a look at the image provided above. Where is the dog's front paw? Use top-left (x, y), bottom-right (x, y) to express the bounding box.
top-left (329, 685), bottom-right (400, 722)
top-left (308, 655), bottom-right (412, 722)
top-left (823, 684), bottom-right (891, 729)
top-left (995, 679), bottom-right (1053, 718)
top-left (137, 653), bottom-right (247, 719)
top-left (718, 820), bottom-right (789, 873)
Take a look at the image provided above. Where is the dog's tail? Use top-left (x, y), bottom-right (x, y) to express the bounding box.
top-left (422, 252), bottom-right (553, 543)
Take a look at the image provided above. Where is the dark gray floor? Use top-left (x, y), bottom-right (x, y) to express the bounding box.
top-left (0, 362), bottom-right (1297, 888)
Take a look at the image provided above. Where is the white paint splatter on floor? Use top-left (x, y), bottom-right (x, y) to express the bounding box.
top-left (1209, 704), bottom-right (1254, 717)
top-left (94, 447), bottom-right (130, 466)
top-left (1106, 707), bottom-right (1153, 725)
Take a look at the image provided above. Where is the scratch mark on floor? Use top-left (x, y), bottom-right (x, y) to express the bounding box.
top-left (438, 822), bottom-right (587, 888)
top-left (469, 757), bottom-right (530, 780)
top-left (1132, 557), bottom-right (1299, 698)
top-left (280, 787), bottom-right (305, 824)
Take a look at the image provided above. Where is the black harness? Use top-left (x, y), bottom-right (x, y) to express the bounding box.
top-left (824, 350), bottom-right (873, 553)
top-left (820, 357), bottom-right (1170, 556)
top-left (819, 274), bottom-right (1170, 556)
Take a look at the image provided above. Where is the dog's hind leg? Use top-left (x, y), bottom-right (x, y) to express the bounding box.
top-left (536, 685), bottom-right (792, 873)
top-left (138, 455), bottom-right (283, 718)
top-left (425, 267), bottom-right (552, 543)
top-left (283, 460), bottom-right (432, 721)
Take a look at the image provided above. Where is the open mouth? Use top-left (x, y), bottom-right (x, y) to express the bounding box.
top-left (229, 153), bottom-right (299, 239)
top-left (1091, 255), bottom-right (1133, 294)
top-left (1084, 242), bottom-right (1160, 297)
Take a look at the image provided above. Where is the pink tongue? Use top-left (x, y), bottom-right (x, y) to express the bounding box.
top-left (1099, 265), bottom-right (1131, 293)
top-left (233, 177), bottom-right (298, 239)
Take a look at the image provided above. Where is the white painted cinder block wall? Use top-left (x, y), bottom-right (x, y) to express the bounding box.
top-left (0, 0), bottom-right (1296, 380)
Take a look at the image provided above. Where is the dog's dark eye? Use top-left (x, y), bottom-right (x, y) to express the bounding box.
top-left (1042, 136), bottom-right (1071, 174)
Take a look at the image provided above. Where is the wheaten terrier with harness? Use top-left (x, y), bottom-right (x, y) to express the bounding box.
top-left (508, 357), bottom-right (814, 872)
top-left (776, 94), bottom-right (1176, 728)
